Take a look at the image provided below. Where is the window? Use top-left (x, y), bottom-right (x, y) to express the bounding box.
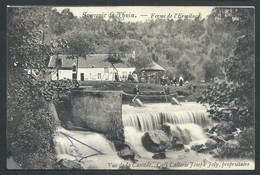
top-left (122, 71), bottom-right (127, 78)
top-left (72, 65), bottom-right (76, 72)
top-left (72, 73), bottom-right (77, 80)
top-left (122, 71), bottom-right (127, 81)
top-left (80, 73), bottom-right (84, 81)
top-left (98, 73), bottom-right (101, 79)
top-left (56, 59), bottom-right (62, 68)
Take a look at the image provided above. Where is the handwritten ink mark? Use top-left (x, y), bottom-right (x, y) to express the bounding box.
top-left (60, 131), bottom-right (104, 155)
top-left (78, 153), bottom-right (100, 162)
top-left (58, 131), bottom-right (104, 162)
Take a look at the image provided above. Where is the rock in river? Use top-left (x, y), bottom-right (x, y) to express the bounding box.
top-left (142, 129), bottom-right (172, 153)
top-left (152, 152), bottom-right (166, 159)
top-left (191, 144), bottom-right (209, 153)
top-left (172, 140), bottom-right (185, 151)
top-left (58, 159), bottom-right (83, 169)
top-left (117, 146), bottom-right (135, 161)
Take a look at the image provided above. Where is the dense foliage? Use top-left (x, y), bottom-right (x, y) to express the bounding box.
top-left (7, 7), bottom-right (60, 168)
top-left (198, 8), bottom-right (254, 128)
top-left (29, 7), bottom-right (241, 81)
top-left (198, 8), bottom-right (254, 158)
top-left (7, 73), bottom-right (57, 169)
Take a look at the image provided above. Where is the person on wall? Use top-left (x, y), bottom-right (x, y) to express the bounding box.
top-left (161, 84), bottom-right (171, 102)
top-left (132, 84), bottom-right (142, 102)
top-left (163, 84), bottom-right (170, 94)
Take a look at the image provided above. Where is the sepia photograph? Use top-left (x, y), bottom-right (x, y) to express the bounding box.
top-left (6, 6), bottom-right (255, 170)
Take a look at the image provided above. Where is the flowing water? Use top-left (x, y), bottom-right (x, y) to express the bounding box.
top-left (54, 102), bottom-right (254, 169)
top-left (122, 102), bottom-right (213, 131)
top-left (54, 127), bottom-right (123, 169)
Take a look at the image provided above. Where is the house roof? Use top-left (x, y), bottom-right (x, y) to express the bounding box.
top-left (140, 61), bottom-right (166, 72)
top-left (48, 54), bottom-right (134, 69)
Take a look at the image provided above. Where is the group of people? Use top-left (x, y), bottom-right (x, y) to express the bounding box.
top-left (161, 74), bottom-right (185, 86)
top-left (127, 72), bottom-right (138, 82)
top-left (114, 71), bottom-right (138, 82)
top-left (116, 71), bottom-right (185, 87)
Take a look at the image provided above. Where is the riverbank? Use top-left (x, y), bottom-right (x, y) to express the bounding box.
top-left (79, 81), bottom-right (208, 102)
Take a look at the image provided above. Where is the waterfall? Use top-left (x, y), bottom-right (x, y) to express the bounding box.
top-left (123, 110), bottom-right (213, 132)
top-left (122, 102), bottom-right (213, 156)
top-left (124, 123), bottom-right (208, 159)
top-left (166, 123), bottom-right (207, 146)
top-left (124, 126), bottom-right (154, 159)
top-left (54, 127), bottom-right (117, 161)
top-left (52, 102), bottom-right (254, 169)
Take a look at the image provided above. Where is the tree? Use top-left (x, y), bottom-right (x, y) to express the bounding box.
top-left (203, 59), bottom-right (224, 82)
top-left (188, 15), bottom-right (205, 39)
top-left (164, 48), bottom-right (181, 66)
top-left (197, 8), bottom-right (255, 159)
top-left (49, 8), bottom-right (77, 35)
top-left (63, 29), bottom-right (96, 80)
top-left (105, 15), bottom-right (127, 40)
top-left (126, 40), bottom-right (152, 70)
top-left (104, 41), bottom-right (125, 74)
top-left (7, 7), bottom-right (58, 168)
top-left (176, 55), bottom-right (195, 81)
top-left (198, 8), bottom-right (254, 129)
top-left (103, 39), bottom-right (152, 71)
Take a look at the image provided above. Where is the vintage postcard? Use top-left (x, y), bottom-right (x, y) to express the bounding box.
top-left (6, 6), bottom-right (255, 170)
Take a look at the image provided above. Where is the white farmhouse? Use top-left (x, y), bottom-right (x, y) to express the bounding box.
top-left (47, 54), bottom-right (136, 81)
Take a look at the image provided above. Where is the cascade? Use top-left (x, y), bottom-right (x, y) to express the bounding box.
top-left (123, 110), bottom-right (213, 132)
top-left (122, 102), bottom-right (213, 155)
top-left (166, 123), bottom-right (207, 145)
top-left (54, 102), bottom-right (216, 168)
top-left (54, 127), bottom-right (117, 161)
top-left (124, 123), bottom-right (208, 159)
top-left (122, 102), bottom-right (213, 132)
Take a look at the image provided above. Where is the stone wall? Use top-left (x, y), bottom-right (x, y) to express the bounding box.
top-left (70, 90), bottom-right (123, 137)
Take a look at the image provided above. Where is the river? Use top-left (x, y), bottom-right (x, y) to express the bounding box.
top-left (53, 102), bottom-right (254, 170)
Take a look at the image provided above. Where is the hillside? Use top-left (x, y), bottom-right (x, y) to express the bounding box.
top-left (40, 7), bottom-right (237, 82)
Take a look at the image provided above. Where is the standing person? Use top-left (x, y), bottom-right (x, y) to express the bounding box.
top-left (128, 72), bottom-right (134, 82)
top-left (162, 84), bottom-right (170, 102)
top-left (173, 76), bottom-right (177, 86)
top-left (160, 74), bottom-right (165, 85)
top-left (132, 71), bottom-right (139, 82)
top-left (163, 84), bottom-right (170, 94)
top-left (179, 75), bottom-right (184, 86)
top-left (140, 71), bottom-right (145, 83)
top-left (132, 84), bottom-right (141, 102)
top-left (115, 72), bottom-right (119, 82)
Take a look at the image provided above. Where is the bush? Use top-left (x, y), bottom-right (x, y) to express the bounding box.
top-left (7, 73), bottom-right (59, 169)
top-left (215, 127), bottom-right (255, 159)
top-left (236, 127), bottom-right (255, 158)
top-left (215, 143), bottom-right (240, 159)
